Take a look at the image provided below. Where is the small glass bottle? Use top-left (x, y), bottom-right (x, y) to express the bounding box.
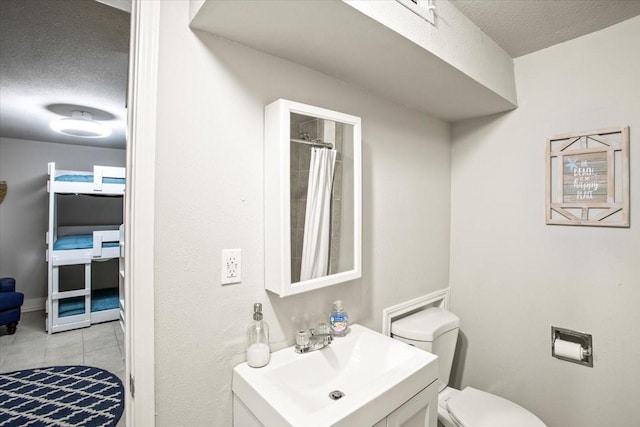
top-left (246, 303), bottom-right (270, 368)
top-left (329, 300), bottom-right (349, 337)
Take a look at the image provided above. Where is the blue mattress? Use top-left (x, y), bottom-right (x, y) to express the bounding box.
top-left (56, 174), bottom-right (125, 184)
top-left (58, 288), bottom-right (119, 318)
top-left (54, 234), bottom-right (119, 251)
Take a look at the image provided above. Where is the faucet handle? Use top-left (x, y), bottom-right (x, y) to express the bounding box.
top-left (296, 330), bottom-right (310, 347)
top-left (317, 322), bottom-right (332, 345)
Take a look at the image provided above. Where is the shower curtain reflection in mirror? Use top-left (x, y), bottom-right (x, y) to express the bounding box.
top-left (300, 147), bottom-right (337, 280)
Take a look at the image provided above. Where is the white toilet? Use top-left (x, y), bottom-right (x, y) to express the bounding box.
top-left (391, 307), bottom-right (546, 427)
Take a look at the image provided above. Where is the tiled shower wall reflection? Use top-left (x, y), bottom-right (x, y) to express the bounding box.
top-left (290, 119), bottom-right (343, 283)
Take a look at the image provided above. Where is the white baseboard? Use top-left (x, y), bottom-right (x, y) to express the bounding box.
top-left (22, 297), bottom-right (46, 313)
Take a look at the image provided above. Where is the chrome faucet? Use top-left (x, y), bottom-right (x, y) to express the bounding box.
top-left (294, 323), bottom-right (333, 353)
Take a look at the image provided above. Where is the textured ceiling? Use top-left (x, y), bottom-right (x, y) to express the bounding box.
top-left (0, 0), bottom-right (129, 149)
top-left (1, 1), bottom-right (639, 151)
top-left (450, 0), bottom-right (640, 57)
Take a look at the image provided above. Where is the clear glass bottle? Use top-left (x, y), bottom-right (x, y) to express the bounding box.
top-left (329, 300), bottom-right (349, 337)
top-left (246, 303), bottom-right (270, 368)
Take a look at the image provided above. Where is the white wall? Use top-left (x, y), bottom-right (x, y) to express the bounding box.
top-left (0, 137), bottom-right (125, 309)
top-left (152, 1), bottom-right (450, 425)
top-left (346, 0), bottom-right (516, 105)
top-left (450, 17), bottom-right (640, 427)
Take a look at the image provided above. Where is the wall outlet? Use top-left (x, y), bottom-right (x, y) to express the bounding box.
top-left (221, 249), bottom-right (242, 285)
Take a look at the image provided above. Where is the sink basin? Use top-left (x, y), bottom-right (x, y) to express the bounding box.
top-left (233, 324), bottom-right (438, 427)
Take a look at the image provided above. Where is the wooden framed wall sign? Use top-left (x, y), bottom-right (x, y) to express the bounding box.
top-left (546, 126), bottom-right (630, 227)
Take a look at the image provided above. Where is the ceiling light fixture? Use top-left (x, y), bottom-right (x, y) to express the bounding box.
top-left (50, 110), bottom-right (112, 138)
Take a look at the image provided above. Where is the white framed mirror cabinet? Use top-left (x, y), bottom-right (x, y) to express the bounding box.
top-left (265, 99), bottom-right (362, 297)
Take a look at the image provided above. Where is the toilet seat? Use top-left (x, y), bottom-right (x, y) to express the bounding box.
top-left (446, 387), bottom-right (546, 427)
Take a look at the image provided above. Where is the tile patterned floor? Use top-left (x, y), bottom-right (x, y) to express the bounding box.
top-left (0, 310), bottom-right (126, 426)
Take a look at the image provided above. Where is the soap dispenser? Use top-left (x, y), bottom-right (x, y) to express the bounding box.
top-left (329, 300), bottom-right (349, 337)
top-left (246, 303), bottom-right (270, 368)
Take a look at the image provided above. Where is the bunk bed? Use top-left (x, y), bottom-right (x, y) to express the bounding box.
top-left (46, 162), bottom-right (125, 334)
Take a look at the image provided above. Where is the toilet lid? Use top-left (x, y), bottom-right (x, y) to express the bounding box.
top-left (391, 307), bottom-right (460, 341)
top-left (447, 387), bottom-right (545, 427)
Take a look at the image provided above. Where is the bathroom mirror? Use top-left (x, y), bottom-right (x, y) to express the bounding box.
top-left (265, 99), bottom-right (361, 297)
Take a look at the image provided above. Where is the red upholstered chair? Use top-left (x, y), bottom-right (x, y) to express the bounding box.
top-left (0, 277), bottom-right (24, 335)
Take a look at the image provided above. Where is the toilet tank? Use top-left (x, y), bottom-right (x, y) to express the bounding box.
top-left (391, 307), bottom-right (460, 392)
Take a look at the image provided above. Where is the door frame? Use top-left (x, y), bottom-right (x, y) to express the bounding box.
top-left (125, 0), bottom-right (160, 423)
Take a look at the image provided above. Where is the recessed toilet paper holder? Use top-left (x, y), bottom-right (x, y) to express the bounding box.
top-left (551, 326), bottom-right (593, 367)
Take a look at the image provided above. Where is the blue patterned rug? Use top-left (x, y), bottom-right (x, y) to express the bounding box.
top-left (0, 365), bottom-right (124, 427)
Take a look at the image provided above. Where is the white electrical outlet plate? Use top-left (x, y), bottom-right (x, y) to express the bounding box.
top-left (221, 249), bottom-right (242, 285)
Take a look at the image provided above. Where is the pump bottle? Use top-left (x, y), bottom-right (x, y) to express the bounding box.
top-left (246, 303), bottom-right (270, 368)
top-left (329, 300), bottom-right (349, 336)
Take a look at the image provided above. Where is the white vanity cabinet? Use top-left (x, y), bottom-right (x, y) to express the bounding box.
top-left (234, 380), bottom-right (439, 427)
top-left (373, 381), bottom-right (439, 427)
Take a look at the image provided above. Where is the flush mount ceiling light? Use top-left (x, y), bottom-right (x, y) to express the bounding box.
top-left (50, 110), bottom-right (112, 138)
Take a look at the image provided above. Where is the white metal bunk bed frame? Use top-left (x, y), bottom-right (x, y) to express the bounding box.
top-left (46, 162), bottom-right (125, 334)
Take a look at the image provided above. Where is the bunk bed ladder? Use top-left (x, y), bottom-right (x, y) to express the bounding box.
top-left (48, 257), bottom-right (92, 333)
top-left (119, 224), bottom-right (125, 333)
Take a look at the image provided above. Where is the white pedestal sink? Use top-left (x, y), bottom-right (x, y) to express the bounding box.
top-left (233, 324), bottom-right (439, 427)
